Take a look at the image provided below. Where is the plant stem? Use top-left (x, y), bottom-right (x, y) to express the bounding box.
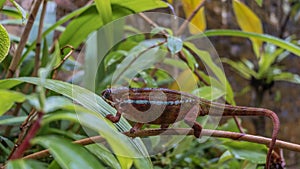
top-left (9, 112), bottom-right (43, 160)
top-left (6, 0), bottom-right (43, 78)
top-left (32, 0), bottom-right (47, 78)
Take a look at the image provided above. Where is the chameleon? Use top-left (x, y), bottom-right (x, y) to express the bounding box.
top-left (101, 87), bottom-right (280, 169)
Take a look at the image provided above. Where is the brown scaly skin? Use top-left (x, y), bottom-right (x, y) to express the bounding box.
top-left (102, 88), bottom-right (280, 169)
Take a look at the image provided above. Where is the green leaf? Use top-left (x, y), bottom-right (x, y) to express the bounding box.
top-left (0, 77), bottom-right (153, 168)
top-left (95, 0), bottom-right (112, 24)
top-left (112, 40), bottom-right (167, 85)
top-left (273, 72), bottom-right (300, 84)
top-left (186, 29), bottom-right (300, 57)
top-left (9, 0), bottom-right (27, 22)
top-left (1, 7), bottom-right (23, 19)
top-left (86, 144), bottom-right (121, 169)
top-left (221, 58), bottom-right (257, 80)
top-left (0, 115), bottom-right (27, 125)
top-left (192, 86), bottom-right (226, 101)
top-left (255, 0), bottom-right (263, 7)
top-left (223, 141), bottom-right (267, 164)
top-left (59, 5), bottom-right (103, 48)
top-left (184, 42), bottom-right (235, 105)
top-left (218, 150), bottom-right (234, 164)
top-left (31, 136), bottom-right (105, 169)
top-left (0, 89), bottom-right (26, 116)
top-left (0, 24), bottom-right (10, 63)
top-left (167, 36), bottom-right (183, 55)
top-left (6, 159), bottom-right (47, 169)
top-left (0, 0), bottom-right (5, 9)
top-left (111, 0), bottom-right (168, 12)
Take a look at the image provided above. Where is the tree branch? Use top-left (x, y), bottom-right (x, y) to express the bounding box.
top-left (23, 128), bottom-right (300, 160)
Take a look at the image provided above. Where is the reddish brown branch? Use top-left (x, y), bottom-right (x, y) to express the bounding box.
top-left (22, 128), bottom-right (300, 160)
top-left (9, 112), bottom-right (43, 160)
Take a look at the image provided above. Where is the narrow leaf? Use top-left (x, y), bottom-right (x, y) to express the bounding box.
top-left (94, 0), bottom-right (112, 24)
top-left (186, 29), bottom-right (300, 57)
top-left (184, 42), bottom-right (235, 104)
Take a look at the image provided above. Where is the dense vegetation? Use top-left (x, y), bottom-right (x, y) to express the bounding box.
top-left (0, 0), bottom-right (300, 168)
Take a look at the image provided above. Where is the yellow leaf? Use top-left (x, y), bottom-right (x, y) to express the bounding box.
top-left (170, 69), bottom-right (198, 92)
top-left (181, 0), bottom-right (206, 33)
top-left (167, 0), bottom-right (173, 4)
top-left (233, 0), bottom-right (263, 57)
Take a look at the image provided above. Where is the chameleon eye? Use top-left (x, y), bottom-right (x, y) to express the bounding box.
top-left (101, 89), bottom-right (112, 100)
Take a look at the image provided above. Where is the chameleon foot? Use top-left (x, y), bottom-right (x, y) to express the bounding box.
top-left (130, 123), bottom-right (144, 133)
top-left (105, 111), bottom-right (122, 123)
top-left (192, 122), bottom-right (202, 138)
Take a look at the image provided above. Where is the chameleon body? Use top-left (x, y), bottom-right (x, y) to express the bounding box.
top-left (102, 87), bottom-right (279, 169)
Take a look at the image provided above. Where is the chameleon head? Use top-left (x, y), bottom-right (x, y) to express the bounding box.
top-left (101, 89), bottom-right (114, 105)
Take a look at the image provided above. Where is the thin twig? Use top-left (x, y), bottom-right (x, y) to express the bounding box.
top-left (32, 0), bottom-right (47, 77)
top-left (7, 109), bottom-right (37, 159)
top-left (22, 128), bottom-right (300, 160)
top-left (176, 0), bottom-right (206, 35)
top-left (6, 0), bottom-right (43, 78)
top-left (9, 112), bottom-right (43, 160)
top-left (52, 45), bottom-right (75, 79)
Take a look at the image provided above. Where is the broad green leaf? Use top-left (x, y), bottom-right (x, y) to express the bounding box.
top-left (0, 89), bottom-right (26, 116)
top-left (6, 159), bottom-right (47, 169)
top-left (95, 0), bottom-right (112, 24)
top-left (184, 42), bottom-right (235, 105)
top-left (181, 0), bottom-right (206, 33)
top-left (218, 150), bottom-right (234, 164)
top-left (233, 0), bottom-right (263, 57)
top-left (111, 0), bottom-right (168, 12)
top-left (167, 36), bottom-right (183, 55)
top-left (0, 77), bottom-right (153, 168)
top-left (86, 144), bottom-right (121, 169)
top-left (186, 29), bottom-right (300, 57)
top-left (31, 136), bottom-right (105, 169)
top-left (59, 6), bottom-right (103, 48)
top-left (0, 24), bottom-right (10, 63)
top-left (223, 141), bottom-right (267, 164)
top-left (59, 1), bottom-right (167, 49)
top-left (192, 86), bottom-right (226, 101)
